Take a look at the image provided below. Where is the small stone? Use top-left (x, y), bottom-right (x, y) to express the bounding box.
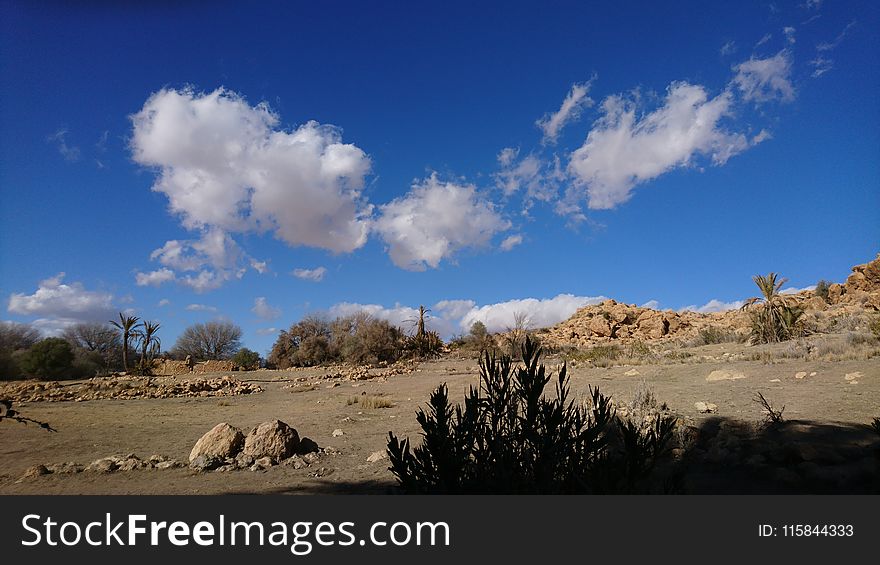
top-left (154, 460), bottom-right (182, 470)
top-left (769, 378), bottom-right (781, 383)
top-left (624, 369), bottom-right (640, 376)
top-left (189, 423), bottom-right (245, 462)
top-left (366, 450), bottom-right (387, 463)
top-left (694, 401), bottom-right (718, 414)
top-left (282, 455), bottom-right (308, 469)
top-left (303, 452), bottom-right (321, 465)
top-left (234, 452), bottom-right (255, 469)
top-left (22, 464), bottom-right (50, 478)
top-left (86, 458), bottom-right (118, 473)
top-left (254, 456), bottom-right (275, 469)
top-left (311, 467), bottom-right (334, 477)
top-left (332, 428), bottom-right (344, 437)
top-left (322, 446), bottom-right (341, 456)
top-left (46, 462), bottom-right (82, 474)
top-left (189, 455), bottom-right (223, 472)
top-left (706, 370), bottom-right (746, 382)
top-left (794, 372), bottom-right (807, 379)
top-left (243, 420), bottom-right (300, 460)
top-left (117, 457), bottom-right (144, 472)
top-left (844, 372), bottom-right (862, 381)
top-left (809, 372), bottom-right (817, 377)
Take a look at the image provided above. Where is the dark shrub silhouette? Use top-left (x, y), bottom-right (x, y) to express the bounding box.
top-left (18, 337), bottom-right (76, 380)
top-left (387, 337), bottom-right (676, 493)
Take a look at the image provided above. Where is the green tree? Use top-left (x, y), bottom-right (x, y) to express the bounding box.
top-left (742, 273), bottom-right (804, 343)
top-left (133, 320), bottom-right (161, 375)
top-left (232, 348), bottom-right (261, 370)
top-left (19, 338), bottom-right (75, 380)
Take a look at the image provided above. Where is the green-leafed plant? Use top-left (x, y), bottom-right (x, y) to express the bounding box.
top-left (133, 320), bottom-right (161, 376)
top-left (743, 273), bottom-right (805, 344)
top-left (814, 279), bottom-right (831, 301)
top-left (387, 337), bottom-right (677, 494)
top-left (232, 348), bottom-right (261, 370)
top-left (110, 312), bottom-right (141, 372)
top-left (18, 338), bottom-right (76, 380)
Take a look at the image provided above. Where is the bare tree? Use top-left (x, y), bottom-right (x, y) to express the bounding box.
top-left (62, 322), bottom-right (120, 356)
top-left (172, 320), bottom-right (242, 360)
top-left (0, 321), bottom-right (41, 351)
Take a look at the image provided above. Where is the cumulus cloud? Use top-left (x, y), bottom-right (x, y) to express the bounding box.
top-left (252, 297), bottom-right (281, 320)
top-left (138, 229), bottom-right (253, 292)
top-left (7, 273), bottom-right (116, 334)
top-left (158, 299), bottom-right (171, 307)
top-left (499, 234), bottom-right (523, 251)
top-left (781, 285), bottom-right (816, 295)
top-left (292, 267), bottom-right (327, 282)
top-left (680, 299), bottom-right (745, 313)
top-left (640, 299), bottom-right (660, 310)
top-left (536, 81), bottom-right (594, 144)
top-left (47, 128), bottom-right (80, 162)
top-left (185, 303), bottom-right (217, 312)
top-left (322, 294), bottom-right (606, 338)
top-left (732, 50), bottom-right (795, 103)
top-left (135, 268), bottom-right (176, 287)
top-left (459, 294), bottom-right (606, 333)
top-left (375, 174), bottom-right (510, 270)
top-left (130, 87), bottom-right (373, 287)
top-left (567, 82), bottom-right (749, 209)
top-left (328, 302), bottom-right (426, 333)
top-left (256, 327), bottom-right (279, 336)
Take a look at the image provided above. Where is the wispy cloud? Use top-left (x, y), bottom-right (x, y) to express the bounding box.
top-left (292, 266), bottom-right (327, 282)
top-left (536, 80), bottom-right (594, 144)
top-left (46, 128), bottom-right (80, 162)
top-left (252, 297), bottom-right (281, 320)
top-left (185, 303), bottom-right (217, 313)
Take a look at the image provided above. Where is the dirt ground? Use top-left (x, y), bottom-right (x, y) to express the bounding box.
top-left (2, 336), bottom-right (878, 494)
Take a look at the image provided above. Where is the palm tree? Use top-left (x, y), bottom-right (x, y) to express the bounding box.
top-left (742, 273), bottom-right (801, 343)
top-left (110, 312), bottom-right (141, 372)
top-left (134, 320), bottom-right (161, 375)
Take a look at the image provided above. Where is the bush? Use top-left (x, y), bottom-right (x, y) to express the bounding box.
top-left (870, 316), bottom-right (880, 340)
top-left (0, 322), bottom-right (42, 380)
top-left (693, 326), bottom-right (740, 346)
top-left (18, 338), bottom-right (76, 380)
top-left (814, 280), bottom-right (831, 301)
top-left (232, 348), bottom-right (261, 370)
top-left (387, 337), bottom-right (677, 494)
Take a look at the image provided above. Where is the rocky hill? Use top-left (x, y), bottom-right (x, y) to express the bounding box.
top-left (538, 254), bottom-right (880, 349)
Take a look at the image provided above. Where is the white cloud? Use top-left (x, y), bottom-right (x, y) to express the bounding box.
top-left (250, 259), bottom-right (269, 274)
top-left (47, 129), bottom-right (80, 162)
top-left (568, 82), bottom-right (749, 210)
top-left (817, 20), bottom-right (855, 52)
top-left (158, 299), bottom-right (171, 307)
top-left (680, 299), bottom-right (745, 313)
top-left (252, 297), bottom-right (281, 320)
top-left (732, 50), bottom-right (795, 103)
top-left (804, 0), bottom-right (823, 11)
top-left (783, 27), bottom-right (796, 44)
top-left (640, 299), bottom-right (660, 310)
top-left (185, 303), bottom-right (217, 312)
top-left (130, 87), bottom-right (373, 281)
top-left (292, 266), bottom-right (327, 282)
top-left (8, 273), bottom-right (114, 319)
top-left (755, 33), bottom-right (772, 48)
top-left (375, 173), bottom-right (510, 270)
top-left (7, 273), bottom-right (117, 334)
top-left (752, 129), bottom-right (773, 144)
top-left (135, 268), bottom-right (176, 287)
top-left (323, 294), bottom-right (606, 338)
top-left (720, 40), bottom-right (737, 56)
top-left (781, 285), bottom-right (816, 295)
top-left (537, 81), bottom-right (594, 144)
top-left (256, 327), bottom-right (279, 336)
top-left (500, 234), bottom-right (523, 251)
top-left (810, 56), bottom-right (834, 78)
top-left (459, 294), bottom-right (606, 334)
top-left (328, 302), bottom-right (425, 333)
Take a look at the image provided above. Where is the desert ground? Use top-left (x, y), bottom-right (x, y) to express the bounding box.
top-left (2, 331), bottom-right (877, 495)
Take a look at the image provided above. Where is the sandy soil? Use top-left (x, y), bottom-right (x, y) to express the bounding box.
top-left (1, 338), bottom-right (878, 494)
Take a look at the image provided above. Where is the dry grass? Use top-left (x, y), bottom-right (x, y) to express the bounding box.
top-left (347, 394), bottom-right (394, 409)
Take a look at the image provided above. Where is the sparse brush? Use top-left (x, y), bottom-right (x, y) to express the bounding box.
top-left (0, 399), bottom-right (56, 432)
top-left (387, 337), bottom-right (677, 494)
top-left (349, 394), bottom-right (394, 409)
top-left (814, 280), bottom-right (831, 301)
top-left (870, 317), bottom-right (880, 340)
top-left (693, 326), bottom-right (739, 346)
top-left (870, 417), bottom-right (880, 437)
top-left (753, 391), bottom-right (784, 427)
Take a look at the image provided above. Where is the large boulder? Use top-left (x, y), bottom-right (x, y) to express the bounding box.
top-left (589, 316), bottom-right (613, 337)
top-left (242, 420), bottom-right (300, 461)
top-left (189, 423), bottom-right (245, 462)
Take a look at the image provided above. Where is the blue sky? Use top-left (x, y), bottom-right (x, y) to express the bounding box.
top-left (1, 0), bottom-right (878, 356)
